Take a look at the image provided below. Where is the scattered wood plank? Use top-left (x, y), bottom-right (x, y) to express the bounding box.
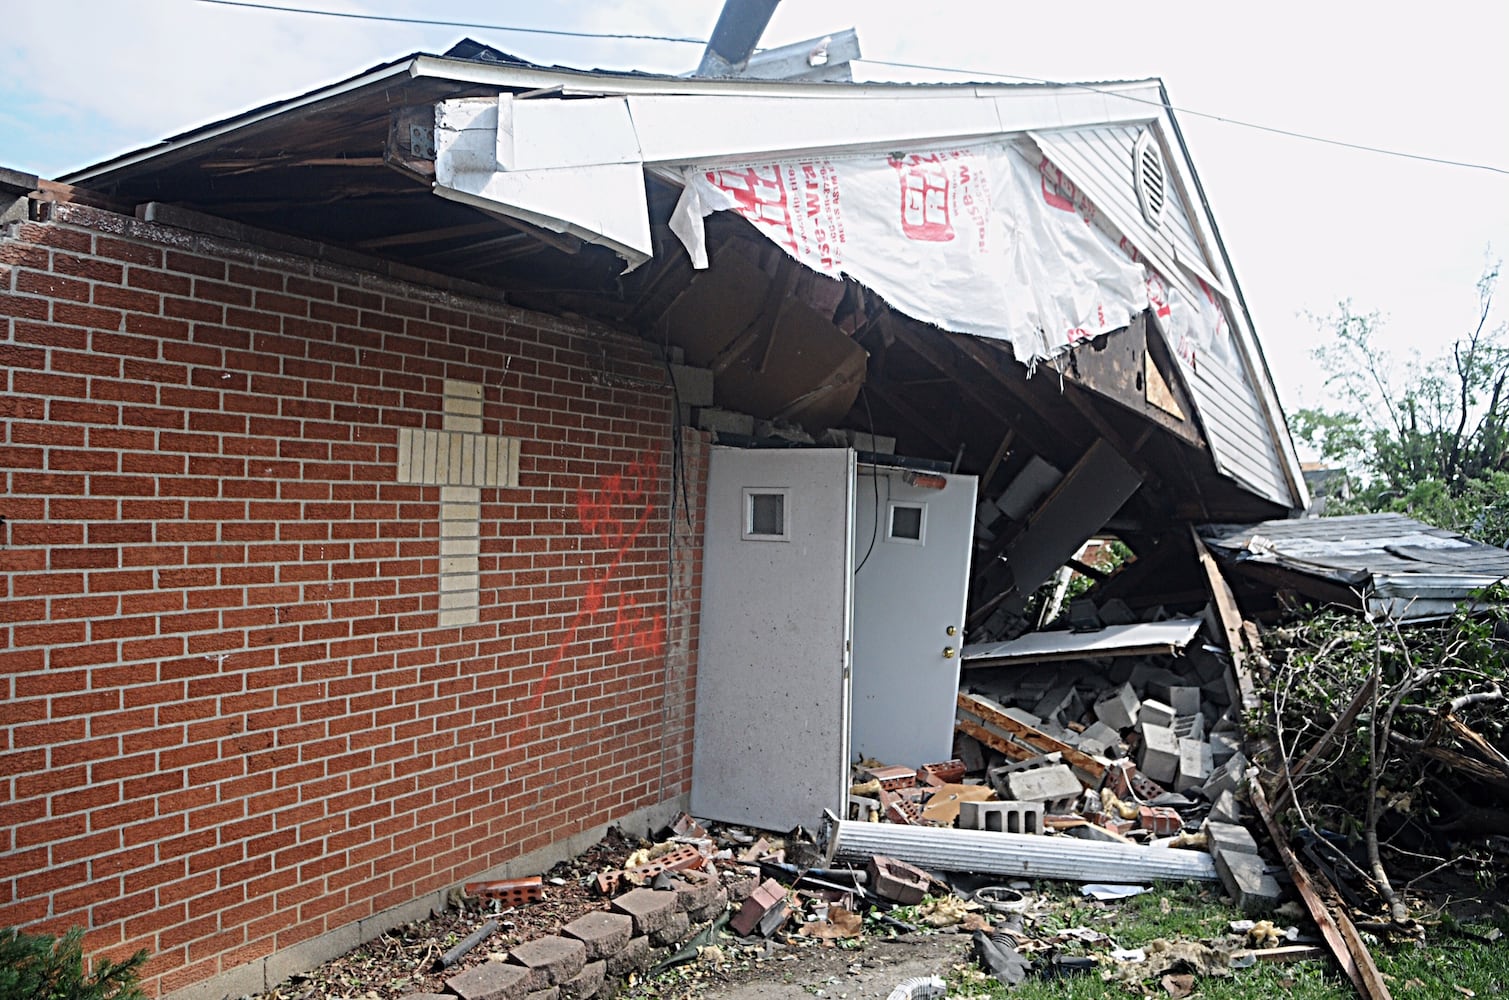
top-left (1249, 780), bottom-right (1392, 1000)
top-left (957, 692), bottom-right (1106, 783)
top-left (1190, 528), bottom-right (1260, 716)
top-left (1231, 945), bottom-right (1327, 964)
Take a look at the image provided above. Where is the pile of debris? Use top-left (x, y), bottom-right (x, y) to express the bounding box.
top-left (834, 631), bottom-right (1284, 915)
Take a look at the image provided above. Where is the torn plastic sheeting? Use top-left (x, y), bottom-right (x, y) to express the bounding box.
top-left (671, 141), bottom-right (1148, 369)
top-left (820, 813), bottom-right (1219, 883)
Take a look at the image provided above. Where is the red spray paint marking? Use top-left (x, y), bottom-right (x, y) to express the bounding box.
top-left (524, 452), bottom-right (665, 724)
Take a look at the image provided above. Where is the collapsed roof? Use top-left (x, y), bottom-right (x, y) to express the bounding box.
top-left (64, 40), bottom-right (1308, 610)
top-left (1202, 513), bottom-right (1509, 622)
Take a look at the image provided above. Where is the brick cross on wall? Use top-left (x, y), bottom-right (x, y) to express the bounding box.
top-left (395, 379), bottom-right (520, 626)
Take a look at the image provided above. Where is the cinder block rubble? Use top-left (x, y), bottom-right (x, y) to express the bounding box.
top-left (1137, 723), bottom-right (1179, 785)
top-left (1215, 850), bottom-right (1283, 913)
top-left (958, 799), bottom-right (1044, 835)
top-left (1004, 764), bottom-right (1082, 810)
top-left (1176, 738), bottom-right (1213, 793)
top-left (1093, 683), bottom-right (1141, 730)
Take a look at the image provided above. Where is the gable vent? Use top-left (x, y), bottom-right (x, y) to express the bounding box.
top-left (1132, 131), bottom-right (1166, 229)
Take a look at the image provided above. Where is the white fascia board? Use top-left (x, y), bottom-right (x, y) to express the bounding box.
top-left (433, 164), bottom-right (652, 266)
top-left (501, 95), bottom-right (642, 171)
top-left (435, 96), bottom-right (651, 264)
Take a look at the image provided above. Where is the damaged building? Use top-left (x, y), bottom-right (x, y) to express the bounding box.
top-left (1, 35), bottom-right (1312, 999)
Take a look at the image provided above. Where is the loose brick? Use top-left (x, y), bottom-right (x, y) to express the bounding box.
top-left (445, 961), bottom-right (529, 1000)
top-left (610, 888), bottom-right (678, 937)
top-left (562, 911), bottom-right (632, 961)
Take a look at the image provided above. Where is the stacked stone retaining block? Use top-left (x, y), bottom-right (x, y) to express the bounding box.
top-left (437, 878), bottom-right (731, 1000)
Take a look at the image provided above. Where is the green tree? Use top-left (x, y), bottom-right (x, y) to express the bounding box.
top-left (0, 927), bottom-right (149, 1000)
top-left (1291, 261), bottom-right (1509, 543)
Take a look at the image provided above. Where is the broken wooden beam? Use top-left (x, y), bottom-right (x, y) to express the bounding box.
top-left (1249, 779), bottom-right (1392, 1000)
top-left (957, 692), bottom-right (1105, 783)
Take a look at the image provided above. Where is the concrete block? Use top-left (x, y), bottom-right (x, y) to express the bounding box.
top-left (1202, 751), bottom-right (1248, 800)
top-left (1137, 723), bottom-right (1179, 785)
top-left (667, 364), bottom-right (714, 406)
top-left (729, 878), bottom-right (787, 937)
top-left (559, 961), bottom-right (605, 1000)
top-left (1030, 683), bottom-right (1074, 722)
top-left (1075, 721), bottom-right (1120, 757)
top-left (956, 732), bottom-right (987, 773)
top-left (1130, 664), bottom-right (1184, 704)
top-left (1209, 732), bottom-right (1241, 766)
top-left (1173, 713), bottom-right (1206, 741)
top-left (446, 962), bottom-right (530, 1000)
top-left (562, 911), bottom-right (633, 961)
top-left (611, 888), bottom-right (679, 937)
top-left (688, 886), bottom-right (730, 924)
top-left (1169, 685), bottom-right (1202, 717)
top-left (1139, 699), bottom-right (1175, 730)
top-left (867, 855), bottom-right (930, 904)
top-left (509, 936), bottom-right (586, 990)
top-left (1094, 683), bottom-right (1141, 730)
top-left (669, 871), bottom-right (721, 914)
top-left (958, 799), bottom-right (1044, 835)
top-left (1204, 820), bottom-right (1259, 858)
top-left (650, 909), bottom-right (691, 947)
top-left (604, 936), bottom-right (655, 979)
top-left (1208, 788), bottom-right (1241, 825)
top-left (1005, 764), bottom-right (1083, 809)
top-left (1176, 739), bottom-right (1214, 793)
top-left (1216, 850), bottom-right (1283, 914)
top-left (694, 408), bottom-right (755, 436)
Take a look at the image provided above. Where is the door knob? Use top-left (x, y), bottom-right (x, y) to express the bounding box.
top-left (942, 646), bottom-right (956, 658)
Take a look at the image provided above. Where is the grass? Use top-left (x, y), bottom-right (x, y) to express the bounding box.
top-left (1369, 906), bottom-right (1509, 998)
top-left (947, 882), bottom-right (1509, 1000)
top-left (948, 881), bottom-right (1352, 1000)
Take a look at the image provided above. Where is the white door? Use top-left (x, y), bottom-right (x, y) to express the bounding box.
top-left (850, 465), bottom-right (977, 768)
top-left (691, 447), bottom-right (855, 831)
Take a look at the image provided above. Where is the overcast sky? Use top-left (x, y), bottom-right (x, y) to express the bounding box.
top-left (2, 0), bottom-right (1505, 420)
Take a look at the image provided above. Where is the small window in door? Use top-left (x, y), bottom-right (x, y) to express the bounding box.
top-left (742, 488), bottom-right (790, 541)
top-left (888, 501), bottom-right (926, 545)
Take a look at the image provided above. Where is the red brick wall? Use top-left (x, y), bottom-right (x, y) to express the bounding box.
top-left (0, 202), bottom-right (705, 996)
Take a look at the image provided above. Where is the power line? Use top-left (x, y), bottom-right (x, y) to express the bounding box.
top-left (862, 58), bottom-right (1509, 177)
top-left (190, 1), bottom-right (1509, 177)
top-left (194, 0), bottom-right (707, 44)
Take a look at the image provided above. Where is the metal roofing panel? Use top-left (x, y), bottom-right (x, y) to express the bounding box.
top-left (1200, 513), bottom-right (1509, 621)
top-left (961, 617), bottom-right (1205, 665)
